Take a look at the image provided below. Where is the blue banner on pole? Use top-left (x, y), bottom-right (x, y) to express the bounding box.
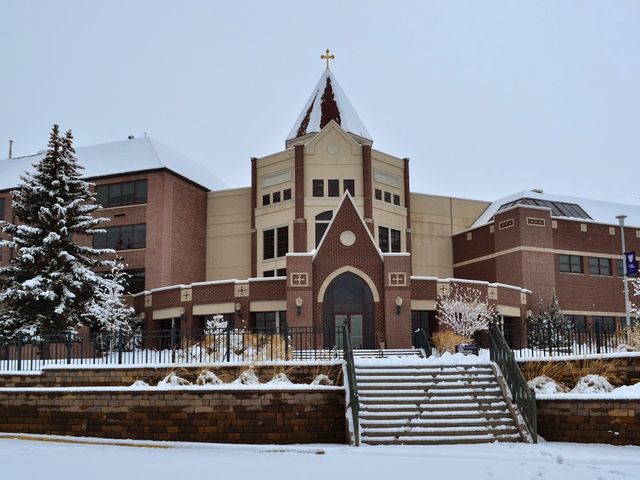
top-left (625, 251), bottom-right (638, 277)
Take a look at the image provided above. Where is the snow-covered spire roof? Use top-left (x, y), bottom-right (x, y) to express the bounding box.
top-left (0, 136), bottom-right (226, 192)
top-left (287, 68), bottom-right (372, 143)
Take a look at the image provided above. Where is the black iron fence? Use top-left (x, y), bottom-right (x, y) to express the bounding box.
top-left (0, 326), bottom-right (346, 372)
top-left (502, 319), bottom-right (633, 359)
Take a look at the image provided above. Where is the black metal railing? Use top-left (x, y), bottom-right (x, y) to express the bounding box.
top-left (342, 322), bottom-right (360, 446)
top-left (503, 320), bottom-right (631, 358)
top-left (0, 326), bottom-right (346, 371)
top-left (412, 328), bottom-right (433, 357)
top-left (489, 321), bottom-right (537, 443)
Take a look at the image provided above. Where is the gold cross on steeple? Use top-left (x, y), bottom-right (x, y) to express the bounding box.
top-left (321, 49), bottom-right (335, 69)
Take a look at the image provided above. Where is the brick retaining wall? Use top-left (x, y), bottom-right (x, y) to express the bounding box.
top-left (0, 388), bottom-right (347, 444)
top-left (537, 398), bottom-right (640, 445)
top-left (0, 363), bottom-right (343, 388)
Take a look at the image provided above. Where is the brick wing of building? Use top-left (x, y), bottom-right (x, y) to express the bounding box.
top-left (2, 67), bottom-right (639, 348)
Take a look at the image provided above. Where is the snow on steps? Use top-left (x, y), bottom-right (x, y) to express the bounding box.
top-left (355, 360), bottom-right (523, 446)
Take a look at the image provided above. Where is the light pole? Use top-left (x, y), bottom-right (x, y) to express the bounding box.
top-left (616, 215), bottom-right (632, 339)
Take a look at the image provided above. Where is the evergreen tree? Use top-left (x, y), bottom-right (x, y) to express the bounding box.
top-left (0, 125), bottom-right (111, 337)
top-left (85, 259), bottom-right (136, 335)
top-left (527, 293), bottom-right (573, 350)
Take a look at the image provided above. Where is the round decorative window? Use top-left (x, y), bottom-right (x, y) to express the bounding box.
top-left (340, 230), bottom-right (356, 246)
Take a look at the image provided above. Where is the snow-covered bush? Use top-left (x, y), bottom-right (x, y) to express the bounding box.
top-left (567, 358), bottom-right (623, 386)
top-left (0, 125), bottom-right (112, 337)
top-left (130, 380), bottom-right (149, 387)
top-left (158, 372), bottom-right (191, 387)
top-left (196, 370), bottom-right (223, 385)
top-left (528, 375), bottom-right (566, 394)
top-left (311, 374), bottom-right (333, 386)
top-left (571, 374), bottom-right (614, 394)
top-left (233, 368), bottom-right (260, 385)
top-left (436, 285), bottom-right (495, 339)
top-left (268, 373), bottom-right (292, 385)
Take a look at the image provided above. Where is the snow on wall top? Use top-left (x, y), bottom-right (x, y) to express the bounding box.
top-left (472, 190), bottom-right (640, 229)
top-left (0, 136), bottom-right (226, 192)
top-left (287, 69), bottom-right (372, 142)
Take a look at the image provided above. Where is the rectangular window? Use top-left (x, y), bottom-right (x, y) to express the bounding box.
top-left (263, 229), bottom-right (275, 260)
top-left (312, 179), bottom-right (324, 197)
top-left (390, 228), bottom-right (401, 252)
top-left (592, 316), bottom-right (615, 333)
top-left (378, 226), bottom-right (389, 252)
top-left (273, 191), bottom-right (281, 203)
top-left (276, 226), bottom-right (289, 257)
top-left (262, 194), bottom-right (271, 206)
top-left (384, 191), bottom-right (391, 203)
top-left (276, 268), bottom-right (286, 276)
top-left (393, 194), bottom-right (400, 206)
top-left (96, 180), bottom-right (148, 208)
top-left (263, 227), bottom-right (288, 259)
top-left (559, 254), bottom-right (582, 273)
top-left (124, 269), bottom-right (145, 294)
top-left (283, 188), bottom-right (291, 201)
top-left (254, 312), bottom-right (277, 332)
top-left (617, 258), bottom-right (639, 277)
top-left (375, 189), bottom-right (382, 201)
top-left (411, 311), bottom-right (432, 334)
top-left (566, 315), bottom-right (586, 333)
top-left (263, 270), bottom-right (275, 277)
top-left (93, 224), bottom-right (146, 250)
top-left (343, 179), bottom-right (355, 196)
top-left (328, 179), bottom-right (340, 197)
top-left (589, 257), bottom-right (611, 276)
top-left (0, 197), bottom-right (5, 221)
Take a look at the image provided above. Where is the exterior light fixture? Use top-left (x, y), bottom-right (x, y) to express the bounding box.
top-left (234, 302), bottom-right (242, 312)
top-left (295, 296), bottom-right (304, 316)
top-left (395, 296), bottom-right (403, 315)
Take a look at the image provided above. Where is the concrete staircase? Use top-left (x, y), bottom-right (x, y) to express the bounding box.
top-left (356, 361), bottom-right (524, 445)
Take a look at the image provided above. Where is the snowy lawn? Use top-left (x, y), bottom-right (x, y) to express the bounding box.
top-left (1, 435), bottom-right (640, 480)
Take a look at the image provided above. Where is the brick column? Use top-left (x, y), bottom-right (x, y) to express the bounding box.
top-left (362, 145), bottom-right (374, 234)
top-left (403, 157), bottom-right (412, 258)
top-left (285, 254), bottom-right (314, 328)
top-left (294, 144), bottom-right (307, 252)
top-left (383, 254), bottom-right (412, 348)
top-left (250, 157), bottom-right (257, 278)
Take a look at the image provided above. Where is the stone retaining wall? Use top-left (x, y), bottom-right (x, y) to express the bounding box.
top-left (0, 388), bottom-right (347, 444)
top-left (537, 398), bottom-right (640, 445)
top-left (0, 363), bottom-right (343, 388)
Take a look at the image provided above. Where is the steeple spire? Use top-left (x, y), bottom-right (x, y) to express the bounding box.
top-left (286, 68), bottom-right (372, 144)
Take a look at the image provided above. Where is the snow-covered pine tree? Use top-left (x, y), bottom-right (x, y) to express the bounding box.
top-left (85, 259), bottom-right (136, 335)
top-left (527, 293), bottom-right (573, 350)
top-left (0, 125), bottom-right (112, 337)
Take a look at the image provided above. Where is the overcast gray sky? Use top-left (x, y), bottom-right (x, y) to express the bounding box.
top-left (1, 1), bottom-right (638, 205)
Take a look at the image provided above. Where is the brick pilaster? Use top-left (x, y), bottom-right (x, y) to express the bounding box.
top-left (294, 144), bottom-right (307, 252)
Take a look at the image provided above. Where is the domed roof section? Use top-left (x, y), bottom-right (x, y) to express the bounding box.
top-left (287, 68), bottom-right (372, 143)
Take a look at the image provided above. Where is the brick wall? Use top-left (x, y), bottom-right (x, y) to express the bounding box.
top-left (0, 363), bottom-right (344, 388)
top-left (537, 398), bottom-right (640, 445)
top-left (0, 389), bottom-right (347, 444)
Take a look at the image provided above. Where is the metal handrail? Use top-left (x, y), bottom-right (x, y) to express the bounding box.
top-left (412, 328), bottom-right (433, 357)
top-left (489, 321), bottom-right (537, 443)
top-left (342, 322), bottom-right (360, 446)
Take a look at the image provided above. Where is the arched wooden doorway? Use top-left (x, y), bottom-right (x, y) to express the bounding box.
top-left (323, 272), bottom-right (375, 349)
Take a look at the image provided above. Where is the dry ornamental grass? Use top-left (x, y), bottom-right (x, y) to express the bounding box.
top-left (431, 330), bottom-right (471, 354)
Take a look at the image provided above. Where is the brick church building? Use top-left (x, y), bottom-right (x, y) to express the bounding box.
top-left (1, 66), bottom-right (639, 348)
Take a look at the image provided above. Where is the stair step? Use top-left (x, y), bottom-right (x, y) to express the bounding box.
top-left (356, 374), bottom-right (495, 382)
top-left (362, 424), bottom-right (519, 435)
top-left (362, 434), bottom-right (521, 445)
top-left (361, 418), bottom-right (515, 429)
top-left (357, 382), bottom-right (499, 391)
top-left (355, 369), bottom-right (493, 376)
top-left (360, 411), bottom-right (511, 420)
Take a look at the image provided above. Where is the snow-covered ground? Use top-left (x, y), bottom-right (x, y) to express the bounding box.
top-left (1, 435), bottom-right (639, 480)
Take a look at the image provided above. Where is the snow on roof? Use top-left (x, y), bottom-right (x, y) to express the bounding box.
top-left (0, 136), bottom-right (226, 191)
top-left (472, 190), bottom-right (640, 228)
top-left (287, 68), bottom-right (372, 142)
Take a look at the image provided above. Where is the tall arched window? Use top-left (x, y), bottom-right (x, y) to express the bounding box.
top-left (315, 210), bottom-right (333, 247)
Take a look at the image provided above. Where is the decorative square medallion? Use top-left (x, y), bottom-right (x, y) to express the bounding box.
top-left (234, 283), bottom-right (249, 297)
top-left (520, 292), bottom-right (527, 305)
top-left (180, 288), bottom-right (192, 302)
top-left (437, 282), bottom-right (450, 297)
top-left (290, 273), bottom-right (308, 287)
top-left (389, 273), bottom-right (406, 287)
top-left (144, 294), bottom-right (152, 307)
top-left (580, 223), bottom-right (587, 232)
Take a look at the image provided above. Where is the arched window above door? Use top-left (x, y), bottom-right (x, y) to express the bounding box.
top-left (315, 210), bottom-right (333, 247)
